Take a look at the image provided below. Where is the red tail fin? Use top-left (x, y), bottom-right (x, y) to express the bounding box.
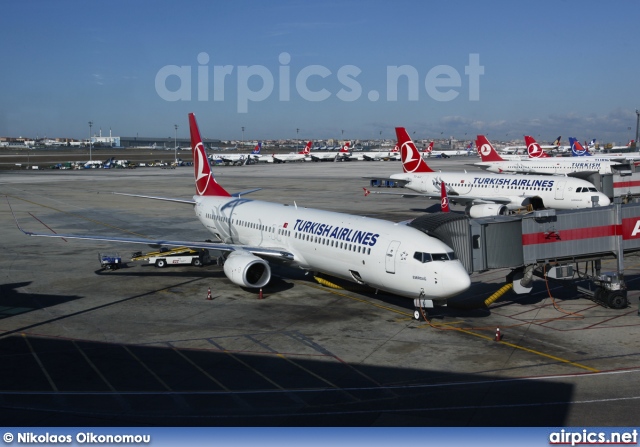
top-left (476, 135), bottom-right (505, 162)
top-left (391, 144), bottom-right (399, 153)
top-left (396, 127), bottom-right (434, 173)
top-left (340, 142), bottom-right (351, 153)
top-left (440, 181), bottom-right (450, 212)
top-left (301, 141), bottom-right (312, 155)
top-left (189, 113), bottom-right (231, 197)
top-left (524, 135), bottom-right (550, 158)
top-left (424, 141), bottom-right (434, 153)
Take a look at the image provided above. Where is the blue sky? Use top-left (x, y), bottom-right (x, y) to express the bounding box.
top-left (1, 0), bottom-right (639, 144)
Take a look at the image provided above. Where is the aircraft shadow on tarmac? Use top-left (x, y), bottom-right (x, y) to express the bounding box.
top-left (0, 333), bottom-right (574, 427)
top-left (0, 282), bottom-right (83, 320)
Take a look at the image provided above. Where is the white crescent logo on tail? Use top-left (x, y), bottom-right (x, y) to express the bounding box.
top-left (572, 143), bottom-right (587, 155)
top-left (195, 142), bottom-right (210, 196)
top-left (441, 197), bottom-right (448, 208)
top-left (480, 144), bottom-right (492, 157)
top-left (528, 143), bottom-right (543, 158)
top-left (401, 141), bottom-right (423, 173)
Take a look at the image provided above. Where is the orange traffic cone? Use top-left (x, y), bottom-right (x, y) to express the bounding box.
top-left (495, 327), bottom-right (502, 341)
top-left (206, 288), bottom-right (212, 300)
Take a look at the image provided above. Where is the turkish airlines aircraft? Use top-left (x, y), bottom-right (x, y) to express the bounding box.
top-left (349, 144), bottom-right (400, 161)
top-left (502, 136), bottom-right (561, 155)
top-left (426, 141), bottom-right (474, 158)
top-left (367, 128), bottom-right (610, 217)
top-left (210, 141), bottom-right (262, 165)
top-left (269, 141), bottom-right (313, 163)
top-left (14, 114), bottom-right (472, 308)
top-left (474, 135), bottom-right (623, 176)
top-left (310, 142), bottom-right (352, 161)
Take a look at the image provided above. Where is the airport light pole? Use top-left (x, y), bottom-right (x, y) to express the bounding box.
top-left (88, 121), bottom-right (93, 161)
top-left (636, 109), bottom-right (640, 148)
top-left (174, 124), bottom-right (178, 164)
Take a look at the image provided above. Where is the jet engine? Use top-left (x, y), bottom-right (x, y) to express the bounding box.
top-left (467, 204), bottom-right (508, 218)
top-left (223, 251), bottom-right (271, 288)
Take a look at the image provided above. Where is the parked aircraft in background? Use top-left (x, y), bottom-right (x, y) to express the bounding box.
top-left (210, 141), bottom-right (262, 165)
top-left (349, 144), bottom-right (400, 161)
top-left (366, 128), bottom-right (610, 217)
top-left (502, 136), bottom-right (562, 155)
top-left (475, 135), bottom-right (623, 176)
top-left (13, 114), bottom-right (473, 310)
top-left (309, 142), bottom-right (351, 161)
top-left (269, 141), bottom-right (312, 163)
top-left (570, 138), bottom-right (640, 163)
top-left (426, 141), bottom-right (473, 158)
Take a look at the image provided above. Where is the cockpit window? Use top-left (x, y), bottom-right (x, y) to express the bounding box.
top-left (431, 253), bottom-right (450, 261)
top-left (447, 251), bottom-right (457, 260)
top-left (413, 252), bottom-right (432, 263)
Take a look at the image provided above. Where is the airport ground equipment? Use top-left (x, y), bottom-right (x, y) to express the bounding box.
top-left (130, 246), bottom-right (210, 268)
top-left (98, 253), bottom-right (123, 270)
top-left (408, 198), bottom-right (640, 313)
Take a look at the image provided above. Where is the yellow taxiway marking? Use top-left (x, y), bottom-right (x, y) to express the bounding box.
top-left (305, 283), bottom-right (600, 374)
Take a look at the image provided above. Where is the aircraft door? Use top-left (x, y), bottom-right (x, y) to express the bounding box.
top-left (554, 180), bottom-right (566, 200)
top-left (385, 240), bottom-right (401, 274)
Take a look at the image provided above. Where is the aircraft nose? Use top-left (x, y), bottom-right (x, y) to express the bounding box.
top-left (442, 261), bottom-right (471, 298)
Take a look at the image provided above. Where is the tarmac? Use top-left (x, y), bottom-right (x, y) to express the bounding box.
top-left (1, 158), bottom-right (640, 426)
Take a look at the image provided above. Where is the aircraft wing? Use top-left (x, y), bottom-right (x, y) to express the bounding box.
top-left (15, 224), bottom-right (294, 261)
top-left (364, 188), bottom-right (513, 205)
top-left (112, 188), bottom-right (262, 203)
top-left (9, 199), bottom-right (292, 261)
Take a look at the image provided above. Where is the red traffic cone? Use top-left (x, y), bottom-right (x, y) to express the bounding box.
top-left (206, 288), bottom-right (212, 300)
top-left (495, 327), bottom-right (502, 341)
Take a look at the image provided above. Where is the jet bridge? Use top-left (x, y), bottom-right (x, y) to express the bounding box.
top-left (408, 198), bottom-right (640, 310)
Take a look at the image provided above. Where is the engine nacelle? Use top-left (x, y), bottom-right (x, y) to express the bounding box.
top-left (467, 204), bottom-right (508, 218)
top-left (223, 251), bottom-right (271, 288)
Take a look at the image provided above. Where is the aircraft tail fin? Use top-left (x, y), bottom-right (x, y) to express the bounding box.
top-left (569, 137), bottom-right (591, 156)
top-left (423, 141), bottom-right (434, 154)
top-left (476, 135), bottom-right (504, 161)
top-left (553, 136), bottom-right (562, 147)
top-left (189, 113), bottom-right (231, 197)
top-left (300, 141), bottom-right (312, 155)
top-left (440, 181), bottom-right (450, 212)
top-left (396, 127), bottom-right (434, 173)
top-left (252, 141), bottom-right (262, 155)
top-left (524, 135), bottom-right (551, 158)
top-left (340, 142), bottom-right (351, 153)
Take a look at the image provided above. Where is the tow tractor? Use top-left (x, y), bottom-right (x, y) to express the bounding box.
top-left (98, 253), bottom-right (123, 270)
top-left (130, 246), bottom-right (210, 268)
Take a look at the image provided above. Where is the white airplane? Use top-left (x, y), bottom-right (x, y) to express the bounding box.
top-left (570, 138), bottom-right (640, 163)
top-left (366, 127), bottom-right (610, 217)
top-left (474, 135), bottom-right (624, 176)
top-left (348, 144), bottom-right (400, 161)
top-left (210, 141), bottom-right (262, 165)
top-left (268, 141), bottom-right (312, 163)
top-left (13, 113), bottom-right (472, 311)
top-left (425, 141), bottom-right (474, 158)
top-left (611, 140), bottom-right (636, 151)
top-left (501, 136), bottom-right (562, 155)
top-left (309, 142), bottom-right (351, 161)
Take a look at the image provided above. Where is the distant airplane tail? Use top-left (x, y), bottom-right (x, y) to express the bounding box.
top-left (391, 144), bottom-right (400, 153)
top-left (440, 181), bottom-right (450, 212)
top-left (476, 135), bottom-right (504, 162)
top-left (189, 113), bottom-right (231, 197)
top-left (299, 141), bottom-right (312, 155)
top-left (340, 142), bottom-right (351, 153)
top-left (423, 141), bottom-right (434, 154)
top-left (569, 137), bottom-right (591, 156)
top-left (524, 135), bottom-right (551, 158)
top-left (553, 136), bottom-right (562, 147)
top-left (396, 127), bottom-right (434, 173)
top-left (252, 141), bottom-right (262, 155)
top-left (587, 139), bottom-right (596, 149)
